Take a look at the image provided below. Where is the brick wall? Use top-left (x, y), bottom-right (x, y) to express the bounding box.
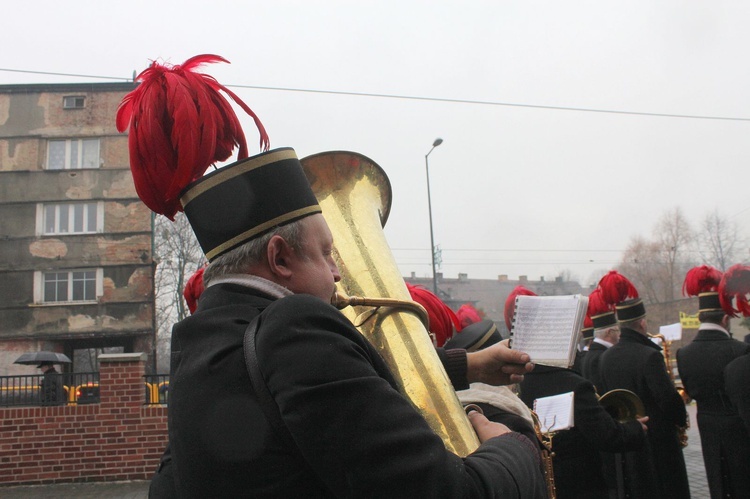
top-left (0, 353), bottom-right (167, 486)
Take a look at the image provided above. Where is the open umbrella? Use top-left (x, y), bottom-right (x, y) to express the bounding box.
top-left (14, 351), bottom-right (72, 365)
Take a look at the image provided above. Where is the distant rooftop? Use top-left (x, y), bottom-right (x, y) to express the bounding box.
top-left (0, 82), bottom-right (137, 94)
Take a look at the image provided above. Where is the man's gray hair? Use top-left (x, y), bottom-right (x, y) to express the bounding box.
top-left (203, 220), bottom-right (306, 286)
top-left (594, 326), bottom-right (616, 339)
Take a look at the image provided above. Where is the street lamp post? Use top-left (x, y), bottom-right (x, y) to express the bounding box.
top-left (425, 138), bottom-right (443, 295)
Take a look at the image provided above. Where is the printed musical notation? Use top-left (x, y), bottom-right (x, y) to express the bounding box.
top-left (510, 295), bottom-right (588, 368)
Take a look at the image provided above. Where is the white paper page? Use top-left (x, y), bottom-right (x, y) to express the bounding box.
top-left (511, 295), bottom-right (582, 365)
top-left (533, 391), bottom-right (575, 432)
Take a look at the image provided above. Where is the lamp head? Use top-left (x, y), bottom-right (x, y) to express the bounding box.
top-left (433, 138), bottom-right (443, 147)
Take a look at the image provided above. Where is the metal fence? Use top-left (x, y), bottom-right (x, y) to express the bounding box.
top-left (144, 374), bottom-right (170, 406)
top-left (0, 373), bottom-right (170, 407)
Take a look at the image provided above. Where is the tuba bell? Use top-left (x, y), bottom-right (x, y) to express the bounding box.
top-left (301, 151), bottom-right (480, 457)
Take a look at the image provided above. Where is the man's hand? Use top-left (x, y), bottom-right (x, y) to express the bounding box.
top-left (637, 416), bottom-right (649, 432)
top-left (466, 339), bottom-right (534, 385)
top-left (468, 410), bottom-right (512, 442)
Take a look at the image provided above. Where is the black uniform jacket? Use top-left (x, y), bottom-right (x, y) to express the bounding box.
top-left (677, 327), bottom-right (750, 498)
top-left (599, 328), bottom-right (689, 499)
top-left (168, 283), bottom-right (546, 498)
top-left (581, 341), bottom-right (607, 395)
top-left (519, 364), bottom-right (645, 499)
top-left (725, 354), bottom-right (750, 434)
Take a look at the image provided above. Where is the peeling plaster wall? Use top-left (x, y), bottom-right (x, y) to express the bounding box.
top-left (0, 84), bottom-right (153, 355)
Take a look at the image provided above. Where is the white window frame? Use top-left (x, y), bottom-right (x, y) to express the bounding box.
top-left (47, 138), bottom-right (101, 170)
top-left (36, 202), bottom-right (104, 236)
top-left (63, 96), bottom-right (85, 109)
top-left (33, 268), bottom-right (103, 305)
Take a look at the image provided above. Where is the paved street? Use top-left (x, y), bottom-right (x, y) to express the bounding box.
top-left (684, 402), bottom-right (709, 498)
top-left (1, 403), bottom-right (710, 498)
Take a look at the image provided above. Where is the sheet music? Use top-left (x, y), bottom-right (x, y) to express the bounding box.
top-left (510, 295), bottom-right (588, 367)
top-left (533, 391), bottom-right (575, 432)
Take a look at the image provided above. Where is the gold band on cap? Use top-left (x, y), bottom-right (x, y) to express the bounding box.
top-left (467, 324), bottom-right (498, 353)
top-left (204, 205), bottom-right (321, 261)
top-left (180, 149), bottom-right (299, 208)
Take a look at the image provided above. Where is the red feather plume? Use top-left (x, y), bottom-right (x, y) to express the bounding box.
top-left (597, 270), bottom-right (639, 306)
top-left (116, 54), bottom-right (270, 220)
top-left (718, 264), bottom-right (750, 317)
top-left (406, 284), bottom-right (460, 347)
top-left (504, 285), bottom-right (537, 332)
top-left (587, 288), bottom-right (612, 317)
top-left (456, 304), bottom-right (482, 330)
top-left (183, 265), bottom-right (207, 315)
top-left (682, 265), bottom-right (722, 297)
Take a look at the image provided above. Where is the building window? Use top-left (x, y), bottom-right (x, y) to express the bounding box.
top-left (63, 96), bottom-right (85, 109)
top-left (37, 202), bottom-right (103, 235)
top-left (34, 269), bottom-right (103, 304)
top-left (47, 138), bottom-right (100, 169)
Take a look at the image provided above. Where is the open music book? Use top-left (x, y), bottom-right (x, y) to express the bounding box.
top-left (534, 391), bottom-right (575, 432)
top-left (509, 294), bottom-right (588, 368)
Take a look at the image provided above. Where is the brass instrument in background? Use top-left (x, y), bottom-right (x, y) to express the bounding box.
top-left (301, 151), bottom-right (480, 457)
top-left (599, 389), bottom-right (645, 422)
top-left (531, 411), bottom-right (557, 499)
top-left (649, 333), bottom-right (689, 447)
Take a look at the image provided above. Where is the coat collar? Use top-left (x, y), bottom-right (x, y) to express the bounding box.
top-left (695, 324), bottom-right (731, 340)
top-left (618, 327), bottom-right (662, 351)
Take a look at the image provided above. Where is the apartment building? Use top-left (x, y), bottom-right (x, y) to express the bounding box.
top-left (0, 82), bottom-right (154, 375)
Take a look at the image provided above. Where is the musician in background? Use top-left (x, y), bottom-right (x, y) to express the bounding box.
top-left (446, 320), bottom-right (538, 444)
top-left (582, 288), bottom-right (620, 394)
top-left (677, 265), bottom-right (750, 498)
top-left (598, 271), bottom-right (689, 499)
top-left (506, 286), bottom-right (647, 499)
top-left (571, 317), bottom-right (593, 374)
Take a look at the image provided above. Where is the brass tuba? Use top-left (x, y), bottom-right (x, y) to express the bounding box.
top-left (301, 151), bottom-right (480, 457)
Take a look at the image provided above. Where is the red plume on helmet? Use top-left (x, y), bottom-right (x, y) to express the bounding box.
top-left (406, 284), bottom-right (460, 347)
top-left (682, 265), bottom-right (722, 297)
top-left (183, 265), bottom-right (207, 314)
top-left (116, 54), bottom-right (270, 220)
top-left (718, 264), bottom-right (750, 317)
top-left (597, 270), bottom-right (639, 306)
top-left (456, 304), bottom-right (482, 329)
top-left (504, 285), bottom-right (537, 332)
top-left (587, 287), bottom-right (612, 317)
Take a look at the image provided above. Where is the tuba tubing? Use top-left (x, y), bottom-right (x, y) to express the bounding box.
top-left (302, 151), bottom-right (481, 456)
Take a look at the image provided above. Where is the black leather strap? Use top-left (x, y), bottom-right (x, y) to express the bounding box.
top-left (243, 316), bottom-right (295, 448)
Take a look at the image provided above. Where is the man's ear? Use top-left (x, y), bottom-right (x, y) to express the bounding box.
top-left (266, 235), bottom-right (294, 279)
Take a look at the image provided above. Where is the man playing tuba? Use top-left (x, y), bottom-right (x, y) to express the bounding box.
top-left (122, 54), bottom-right (547, 498)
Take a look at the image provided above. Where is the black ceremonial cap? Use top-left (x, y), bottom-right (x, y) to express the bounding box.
top-left (592, 311), bottom-right (617, 330)
top-left (581, 326), bottom-right (595, 341)
top-left (698, 292), bottom-right (722, 313)
top-left (444, 320), bottom-right (502, 352)
top-left (616, 298), bottom-right (646, 323)
top-left (180, 148), bottom-right (322, 262)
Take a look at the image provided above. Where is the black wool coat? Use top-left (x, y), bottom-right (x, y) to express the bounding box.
top-left (599, 328), bottom-right (690, 499)
top-left (677, 327), bottom-right (750, 499)
top-left (519, 364), bottom-right (645, 499)
top-left (725, 354), bottom-right (750, 435)
top-left (167, 283), bottom-right (546, 499)
top-left (581, 341), bottom-right (607, 395)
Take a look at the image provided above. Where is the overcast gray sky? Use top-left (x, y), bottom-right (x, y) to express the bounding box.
top-left (4, 1), bottom-right (750, 285)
